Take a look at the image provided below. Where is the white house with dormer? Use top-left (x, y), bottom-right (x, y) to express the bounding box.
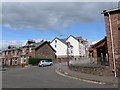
top-left (50, 35), bottom-right (88, 59)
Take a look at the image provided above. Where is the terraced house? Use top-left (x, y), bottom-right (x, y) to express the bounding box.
top-left (1, 40), bottom-right (56, 66)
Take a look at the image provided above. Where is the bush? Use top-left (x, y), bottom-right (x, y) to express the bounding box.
top-left (28, 57), bottom-right (52, 65)
top-left (2, 64), bottom-right (10, 68)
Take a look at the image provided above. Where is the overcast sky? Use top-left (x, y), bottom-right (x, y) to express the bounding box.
top-left (2, 2), bottom-right (118, 31)
top-left (1, 2), bottom-right (118, 49)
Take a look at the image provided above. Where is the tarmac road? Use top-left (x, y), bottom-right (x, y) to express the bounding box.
top-left (2, 64), bottom-right (118, 88)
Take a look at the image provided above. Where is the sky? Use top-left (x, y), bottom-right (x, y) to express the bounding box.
top-left (0, 2), bottom-right (119, 49)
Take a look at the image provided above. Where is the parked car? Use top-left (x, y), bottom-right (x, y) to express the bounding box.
top-left (38, 60), bottom-right (53, 67)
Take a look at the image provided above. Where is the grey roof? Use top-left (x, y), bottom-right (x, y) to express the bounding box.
top-left (2, 47), bottom-right (20, 52)
top-left (56, 35), bottom-right (87, 45)
top-left (23, 42), bottom-right (43, 49)
top-left (57, 38), bottom-right (67, 45)
top-left (34, 41), bottom-right (47, 49)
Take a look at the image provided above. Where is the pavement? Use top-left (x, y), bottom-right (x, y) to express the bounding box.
top-left (55, 63), bottom-right (118, 86)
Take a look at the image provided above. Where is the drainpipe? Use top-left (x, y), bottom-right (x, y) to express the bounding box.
top-left (107, 12), bottom-right (117, 77)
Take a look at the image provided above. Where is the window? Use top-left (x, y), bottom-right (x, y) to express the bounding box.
top-left (55, 40), bottom-right (57, 43)
top-left (119, 27), bottom-right (120, 30)
top-left (24, 59), bottom-right (26, 63)
top-left (29, 48), bottom-right (32, 52)
top-left (81, 41), bottom-right (83, 44)
top-left (46, 60), bottom-right (49, 62)
top-left (15, 59), bottom-right (18, 64)
top-left (55, 45), bottom-right (57, 48)
top-left (22, 56), bottom-right (26, 63)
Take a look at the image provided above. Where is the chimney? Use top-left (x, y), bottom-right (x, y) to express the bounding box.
top-left (76, 36), bottom-right (82, 40)
top-left (8, 45), bottom-right (16, 49)
top-left (26, 40), bottom-right (36, 45)
top-left (41, 40), bottom-right (44, 42)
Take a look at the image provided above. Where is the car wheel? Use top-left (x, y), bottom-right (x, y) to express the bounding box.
top-left (51, 64), bottom-right (53, 66)
top-left (41, 65), bottom-right (44, 67)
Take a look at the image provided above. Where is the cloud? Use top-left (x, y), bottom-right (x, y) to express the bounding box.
top-left (0, 39), bottom-right (51, 50)
top-left (0, 40), bottom-right (26, 50)
top-left (2, 2), bottom-right (118, 33)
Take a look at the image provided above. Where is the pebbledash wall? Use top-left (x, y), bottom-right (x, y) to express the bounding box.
top-left (102, 8), bottom-right (120, 76)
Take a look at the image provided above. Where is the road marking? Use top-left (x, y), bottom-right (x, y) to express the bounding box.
top-left (55, 69), bottom-right (106, 85)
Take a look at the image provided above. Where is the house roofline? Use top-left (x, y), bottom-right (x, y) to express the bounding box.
top-left (91, 36), bottom-right (107, 48)
top-left (101, 8), bottom-right (120, 14)
top-left (35, 41), bottom-right (56, 52)
top-left (50, 37), bottom-right (67, 46)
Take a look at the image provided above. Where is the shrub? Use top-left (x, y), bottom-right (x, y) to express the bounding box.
top-left (28, 57), bottom-right (52, 65)
top-left (2, 64), bottom-right (10, 68)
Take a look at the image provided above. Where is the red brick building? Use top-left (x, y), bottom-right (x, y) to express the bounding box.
top-left (102, 8), bottom-right (120, 77)
top-left (1, 40), bottom-right (56, 65)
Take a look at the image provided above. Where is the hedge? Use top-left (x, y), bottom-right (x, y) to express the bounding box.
top-left (28, 57), bottom-right (52, 65)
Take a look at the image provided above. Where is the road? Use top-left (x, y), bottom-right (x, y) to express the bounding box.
top-left (2, 64), bottom-right (118, 88)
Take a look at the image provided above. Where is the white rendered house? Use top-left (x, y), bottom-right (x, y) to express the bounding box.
top-left (50, 38), bottom-right (68, 58)
top-left (50, 35), bottom-right (88, 59)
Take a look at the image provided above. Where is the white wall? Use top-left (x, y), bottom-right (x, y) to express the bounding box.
top-left (66, 36), bottom-right (79, 56)
top-left (51, 36), bottom-right (87, 58)
top-left (50, 38), bottom-right (67, 58)
top-left (67, 36), bottom-right (86, 57)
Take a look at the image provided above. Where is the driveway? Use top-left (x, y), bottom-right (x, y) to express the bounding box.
top-left (2, 64), bottom-right (118, 88)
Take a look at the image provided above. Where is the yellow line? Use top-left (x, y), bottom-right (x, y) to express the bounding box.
top-left (55, 69), bottom-right (106, 85)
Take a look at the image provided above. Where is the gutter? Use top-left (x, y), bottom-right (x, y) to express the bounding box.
top-left (107, 12), bottom-right (117, 77)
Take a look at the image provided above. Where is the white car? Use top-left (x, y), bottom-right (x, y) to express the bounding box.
top-left (38, 60), bottom-right (53, 67)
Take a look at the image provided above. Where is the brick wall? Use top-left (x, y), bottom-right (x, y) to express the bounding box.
top-left (104, 11), bottom-right (119, 76)
top-left (35, 43), bottom-right (56, 62)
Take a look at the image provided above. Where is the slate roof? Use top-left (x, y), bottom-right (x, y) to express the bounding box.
top-left (57, 38), bottom-right (67, 45)
top-left (23, 41), bottom-right (44, 49)
top-left (55, 35), bottom-right (86, 45)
